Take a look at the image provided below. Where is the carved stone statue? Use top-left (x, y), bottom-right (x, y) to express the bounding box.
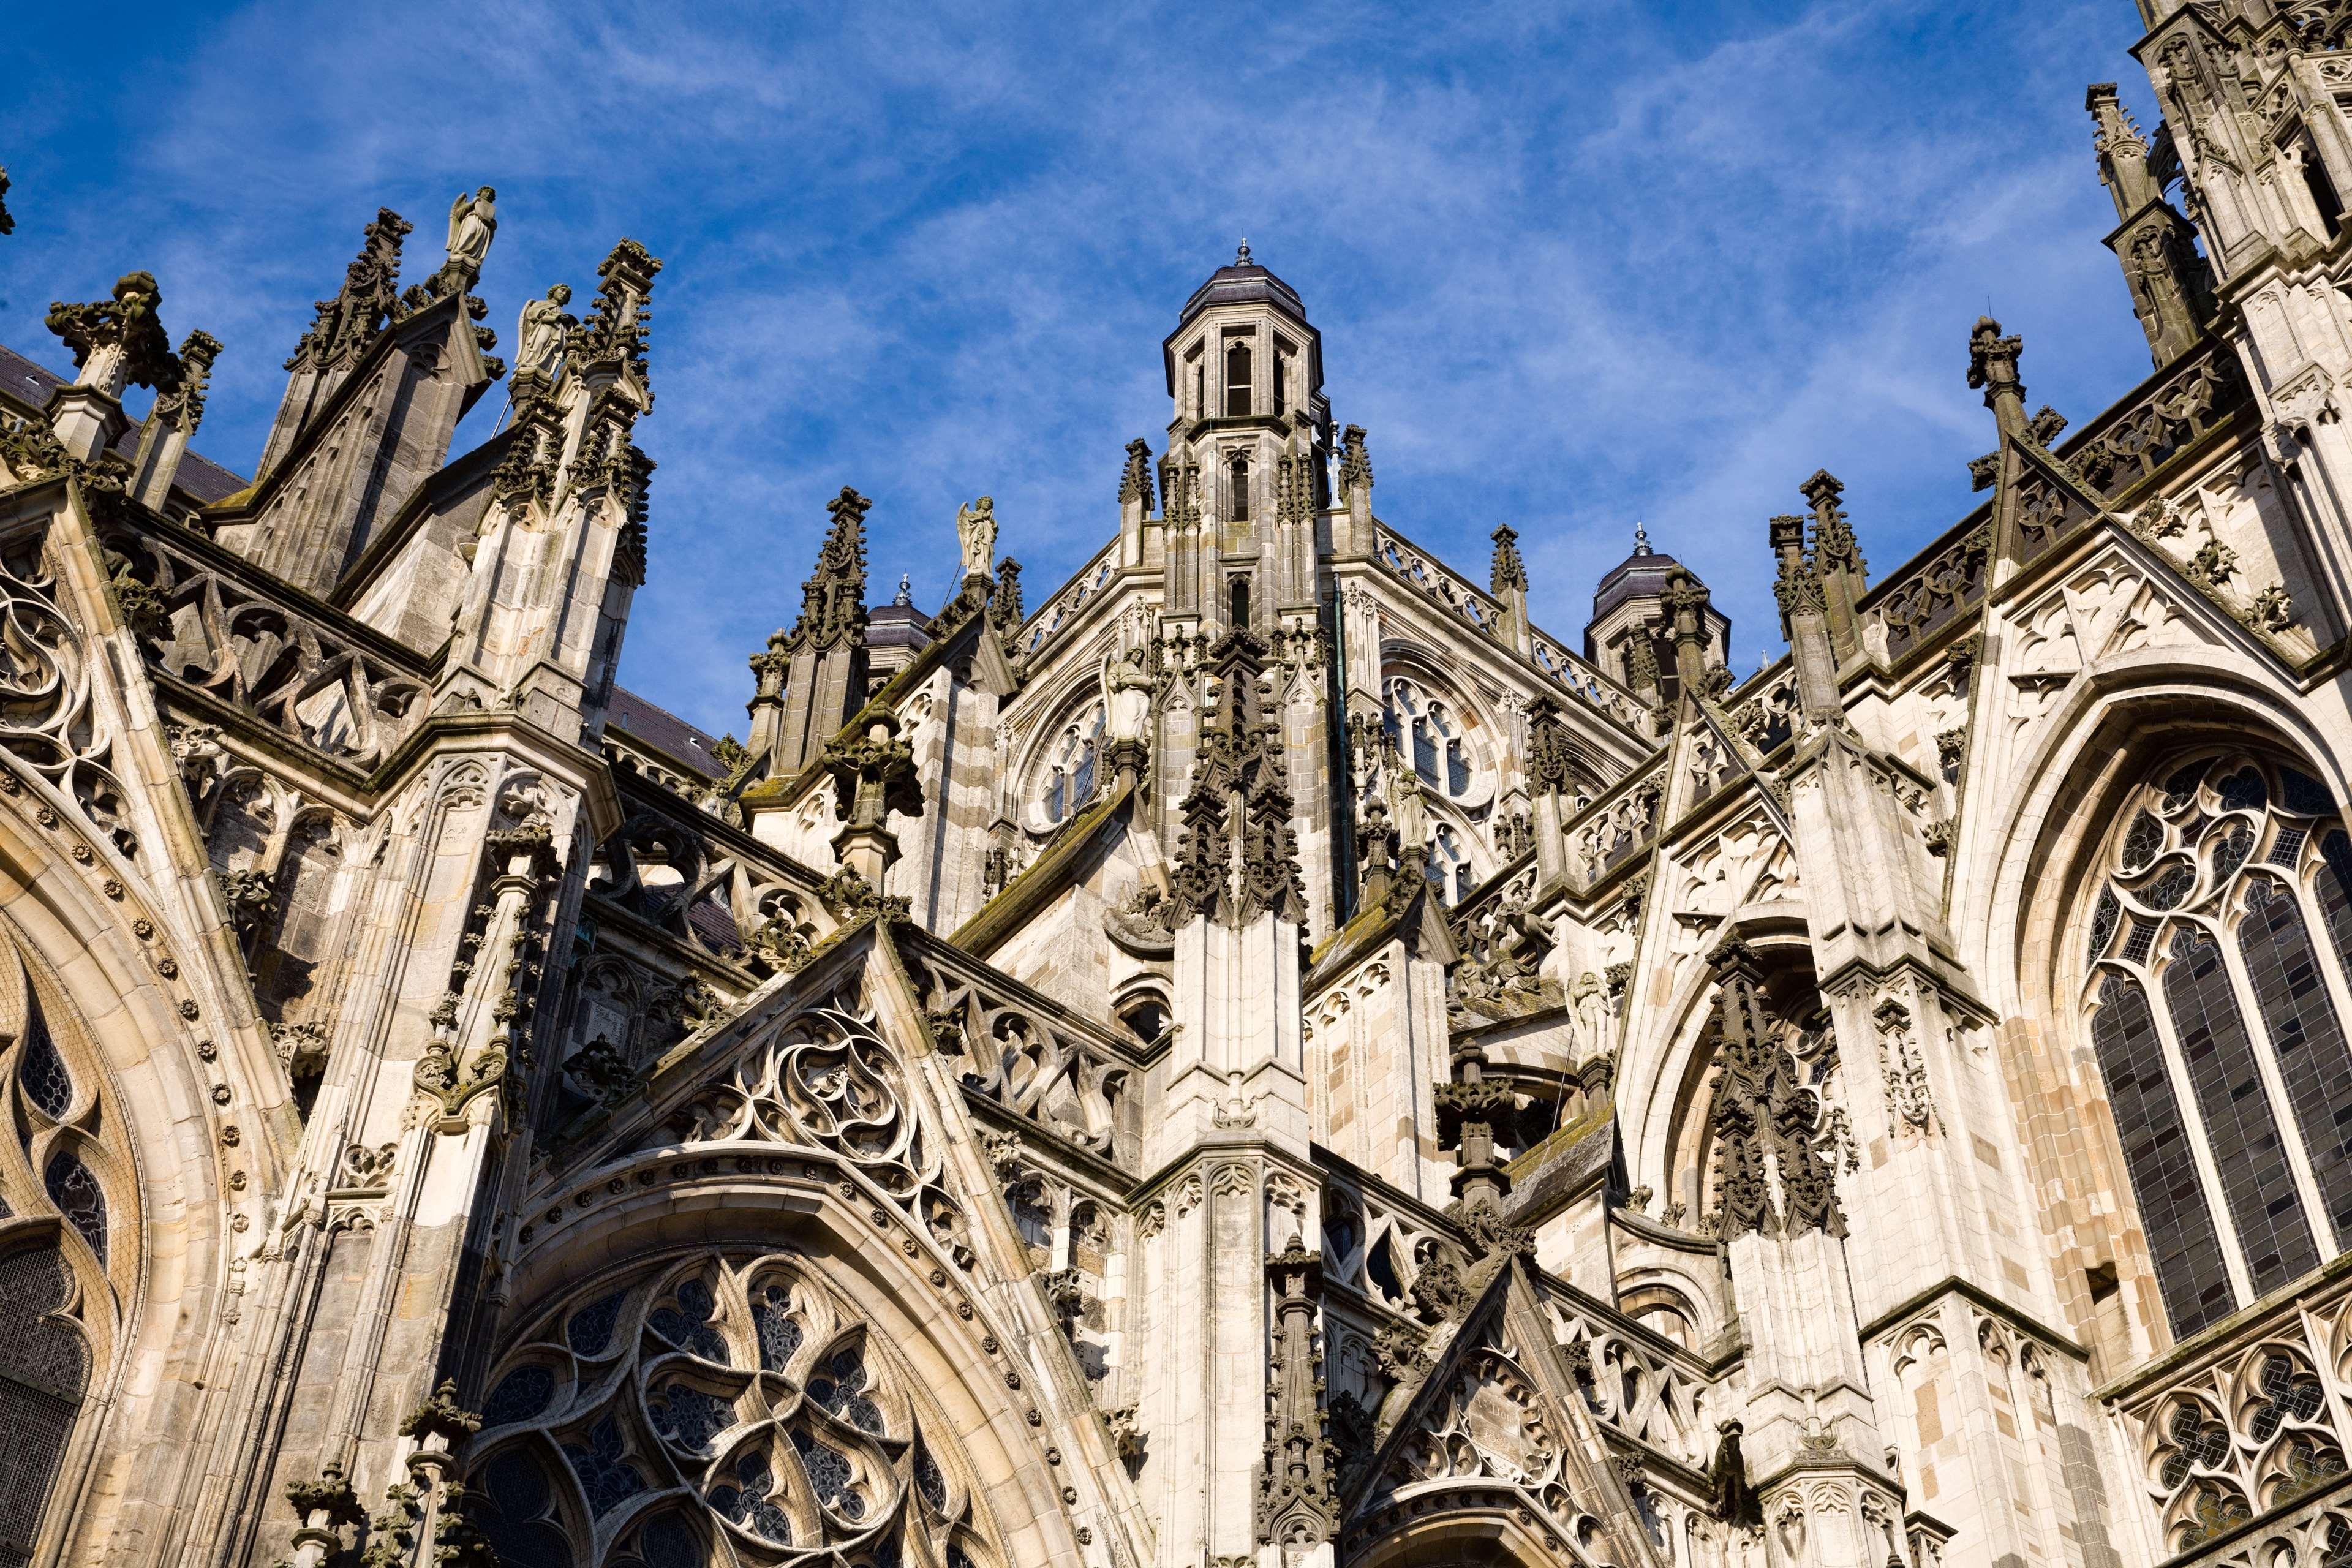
top-left (447, 186), bottom-right (498, 273)
top-left (1103, 645), bottom-right (1153, 742)
top-left (514, 284), bottom-right (572, 378)
top-left (955, 495), bottom-right (997, 582)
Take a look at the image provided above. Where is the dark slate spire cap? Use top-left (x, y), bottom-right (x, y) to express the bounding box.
top-left (1174, 241), bottom-right (1311, 332)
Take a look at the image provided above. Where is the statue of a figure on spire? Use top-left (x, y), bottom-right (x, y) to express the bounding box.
top-left (955, 494), bottom-right (997, 583)
top-left (447, 187), bottom-right (498, 273)
top-left (513, 284), bottom-right (573, 379)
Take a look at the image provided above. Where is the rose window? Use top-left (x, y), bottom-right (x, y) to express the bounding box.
top-left (472, 1252), bottom-right (998, 1567)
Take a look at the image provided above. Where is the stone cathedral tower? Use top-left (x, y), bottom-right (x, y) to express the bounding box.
top-left (10, 4), bottom-right (2352, 1566)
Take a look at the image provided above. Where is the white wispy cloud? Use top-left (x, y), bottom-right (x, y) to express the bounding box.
top-left (0, 0), bottom-right (2157, 733)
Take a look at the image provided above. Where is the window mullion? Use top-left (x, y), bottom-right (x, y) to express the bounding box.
top-left (2138, 940), bottom-right (2258, 1309)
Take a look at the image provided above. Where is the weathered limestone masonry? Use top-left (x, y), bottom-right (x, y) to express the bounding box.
top-left (13, 6), bottom-right (2352, 1565)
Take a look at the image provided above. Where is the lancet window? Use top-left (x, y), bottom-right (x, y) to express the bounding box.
top-left (1224, 339), bottom-right (1252, 417)
top-left (473, 1250), bottom-right (1001, 1568)
top-left (1382, 676), bottom-right (1478, 802)
top-left (1038, 701), bottom-right (1104, 827)
top-left (0, 948), bottom-right (113, 1566)
top-left (2081, 755), bottom-right (2352, 1339)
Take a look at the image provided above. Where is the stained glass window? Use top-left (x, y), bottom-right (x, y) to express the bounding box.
top-left (474, 1254), bottom-right (995, 1566)
top-left (2085, 756), bottom-right (2352, 1338)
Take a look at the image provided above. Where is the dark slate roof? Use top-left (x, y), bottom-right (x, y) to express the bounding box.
top-left (1591, 541), bottom-right (1684, 621)
top-left (1175, 246), bottom-right (1310, 333)
top-left (0, 343), bottom-right (249, 503)
top-left (869, 602), bottom-right (933, 642)
top-left (608, 687), bottom-right (724, 777)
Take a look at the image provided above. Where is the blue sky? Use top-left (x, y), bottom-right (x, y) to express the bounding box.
top-left (4, 0), bottom-right (2158, 741)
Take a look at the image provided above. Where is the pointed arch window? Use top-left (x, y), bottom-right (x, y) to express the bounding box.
top-left (2081, 755), bottom-right (2352, 1338)
top-left (1038, 701), bottom-right (1105, 827)
top-left (1224, 339), bottom-right (1252, 417)
top-left (0, 949), bottom-right (114, 1567)
top-left (1381, 676), bottom-right (1479, 804)
top-left (0, 1249), bottom-right (88, 1567)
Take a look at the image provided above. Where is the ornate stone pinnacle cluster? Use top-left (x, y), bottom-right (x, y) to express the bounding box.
top-left (783, 486), bottom-right (871, 654)
top-left (1166, 629), bottom-right (1306, 927)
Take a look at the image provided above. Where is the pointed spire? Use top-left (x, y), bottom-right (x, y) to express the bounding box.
top-left (287, 208), bottom-right (410, 374)
top-left (1800, 468), bottom-right (1866, 662)
top-left (129, 328), bottom-right (223, 510)
top-left (1167, 629), bottom-right (1305, 928)
top-left (989, 557), bottom-right (1025, 636)
top-left (572, 238), bottom-right (662, 384)
top-left (1662, 565), bottom-right (1713, 698)
top-left (1769, 514), bottom-right (1825, 630)
top-left (1119, 437), bottom-right (1155, 510)
top-left (157, 330), bottom-right (223, 434)
top-left (2086, 84), bottom-right (2158, 217)
top-left (783, 487), bottom-right (870, 654)
top-left (1338, 424), bottom-right (1373, 496)
top-left (2086, 84), bottom-right (2214, 368)
top-left (1489, 524), bottom-right (1528, 594)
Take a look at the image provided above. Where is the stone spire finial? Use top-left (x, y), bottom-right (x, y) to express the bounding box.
top-left (1118, 437), bottom-right (1155, 511)
top-left (287, 208), bottom-right (410, 374)
top-left (1489, 524), bottom-right (1528, 594)
top-left (572, 238), bottom-right (663, 381)
top-left (127, 328), bottom-right (223, 509)
top-left (783, 488), bottom-right (870, 654)
top-left (1662, 565), bottom-right (1713, 696)
top-left (1800, 468), bottom-right (1866, 662)
top-left (1338, 424), bottom-right (1373, 497)
top-left (1768, 514), bottom-right (1823, 631)
top-left (2086, 84), bottom-right (2157, 217)
top-left (156, 331), bottom-right (224, 435)
top-left (1967, 316), bottom-right (2028, 437)
top-left (48, 271), bottom-right (176, 393)
top-left (46, 270), bottom-right (178, 463)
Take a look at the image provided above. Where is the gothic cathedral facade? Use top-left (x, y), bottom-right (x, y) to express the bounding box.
top-left (4, 4), bottom-right (2352, 1566)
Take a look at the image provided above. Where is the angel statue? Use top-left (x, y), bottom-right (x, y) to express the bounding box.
top-left (955, 494), bottom-right (998, 583)
top-left (514, 283), bottom-right (572, 377)
top-left (447, 186), bottom-right (499, 273)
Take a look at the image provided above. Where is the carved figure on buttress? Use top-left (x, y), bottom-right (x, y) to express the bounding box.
top-left (956, 494), bottom-right (998, 583)
top-left (514, 284), bottom-right (571, 377)
top-left (1104, 644), bottom-right (1153, 743)
top-left (447, 187), bottom-right (498, 271)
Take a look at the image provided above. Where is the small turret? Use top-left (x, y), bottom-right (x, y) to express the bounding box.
top-left (1583, 525), bottom-right (1730, 705)
top-left (1159, 243), bottom-right (1330, 630)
